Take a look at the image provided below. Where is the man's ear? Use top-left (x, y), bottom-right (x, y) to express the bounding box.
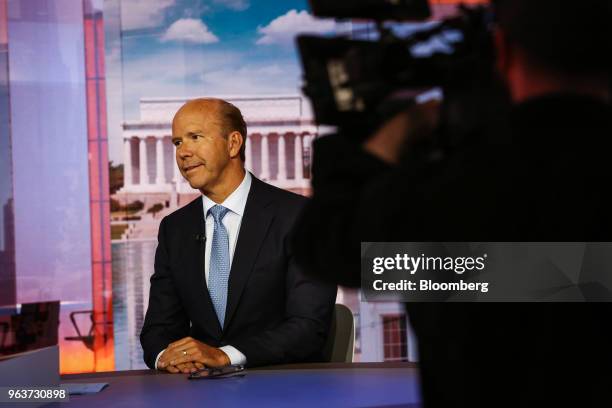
top-left (227, 131), bottom-right (244, 159)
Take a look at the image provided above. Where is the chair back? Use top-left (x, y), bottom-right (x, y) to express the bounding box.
top-left (321, 304), bottom-right (355, 363)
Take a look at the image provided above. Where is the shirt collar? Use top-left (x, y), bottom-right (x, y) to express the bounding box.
top-left (202, 171), bottom-right (252, 219)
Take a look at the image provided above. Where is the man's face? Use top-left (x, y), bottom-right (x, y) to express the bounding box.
top-left (172, 105), bottom-right (231, 194)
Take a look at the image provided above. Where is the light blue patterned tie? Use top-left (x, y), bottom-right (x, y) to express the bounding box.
top-left (208, 205), bottom-right (231, 328)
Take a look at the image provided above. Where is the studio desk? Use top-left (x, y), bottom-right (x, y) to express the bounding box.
top-left (57, 362), bottom-right (421, 407)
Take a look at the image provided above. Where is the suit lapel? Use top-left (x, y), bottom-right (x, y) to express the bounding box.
top-left (183, 197), bottom-right (223, 338)
top-left (223, 177), bottom-right (276, 331)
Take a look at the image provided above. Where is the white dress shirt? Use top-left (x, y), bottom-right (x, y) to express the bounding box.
top-left (155, 171), bottom-right (252, 369)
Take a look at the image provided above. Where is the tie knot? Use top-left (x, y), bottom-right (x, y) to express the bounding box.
top-left (208, 205), bottom-right (230, 223)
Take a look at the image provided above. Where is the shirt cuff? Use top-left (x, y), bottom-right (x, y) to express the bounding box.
top-left (154, 349), bottom-right (166, 370)
top-left (219, 345), bottom-right (247, 365)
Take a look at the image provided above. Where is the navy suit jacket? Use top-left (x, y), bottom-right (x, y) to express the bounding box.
top-left (140, 176), bottom-right (336, 368)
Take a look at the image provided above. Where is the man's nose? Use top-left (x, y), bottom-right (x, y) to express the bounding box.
top-left (177, 143), bottom-right (193, 159)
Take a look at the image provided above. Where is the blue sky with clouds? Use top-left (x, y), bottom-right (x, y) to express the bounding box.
top-left (105, 0), bottom-right (341, 162)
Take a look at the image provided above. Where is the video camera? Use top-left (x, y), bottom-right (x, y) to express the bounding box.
top-left (297, 0), bottom-right (503, 145)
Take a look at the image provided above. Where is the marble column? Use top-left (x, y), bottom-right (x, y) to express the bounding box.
top-left (155, 136), bottom-right (166, 185)
top-left (172, 145), bottom-right (180, 193)
top-left (305, 134), bottom-right (314, 177)
top-left (294, 133), bottom-right (303, 181)
top-left (260, 133), bottom-right (270, 180)
top-left (139, 136), bottom-right (148, 185)
top-left (277, 133), bottom-right (287, 181)
top-left (245, 134), bottom-right (253, 172)
top-left (123, 137), bottom-right (133, 188)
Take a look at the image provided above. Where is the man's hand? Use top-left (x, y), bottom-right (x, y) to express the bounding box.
top-left (163, 361), bottom-right (204, 374)
top-left (364, 100), bottom-right (440, 165)
top-left (158, 337), bottom-right (231, 372)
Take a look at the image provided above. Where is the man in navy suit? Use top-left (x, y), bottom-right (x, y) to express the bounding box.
top-left (140, 98), bottom-right (336, 373)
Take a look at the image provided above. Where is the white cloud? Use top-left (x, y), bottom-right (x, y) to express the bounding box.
top-left (213, 0), bottom-right (249, 11)
top-left (119, 49), bottom-right (242, 119)
top-left (199, 63), bottom-right (299, 94)
top-left (256, 9), bottom-right (336, 46)
top-left (123, 49), bottom-right (239, 85)
top-left (105, 40), bottom-right (121, 68)
top-left (160, 18), bottom-right (219, 44)
top-left (120, 0), bottom-right (175, 30)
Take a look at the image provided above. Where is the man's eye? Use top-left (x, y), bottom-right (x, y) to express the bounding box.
top-left (191, 134), bottom-right (200, 140)
top-left (173, 141), bottom-right (181, 147)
